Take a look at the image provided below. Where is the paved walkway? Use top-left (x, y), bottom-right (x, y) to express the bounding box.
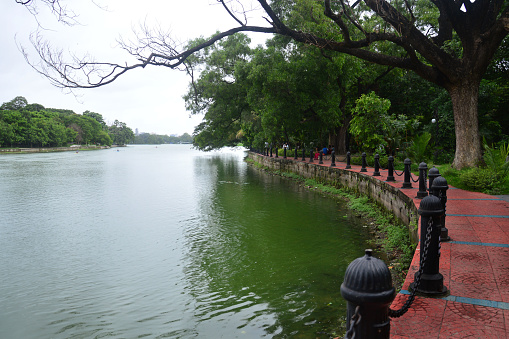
top-left (268, 154), bottom-right (509, 338)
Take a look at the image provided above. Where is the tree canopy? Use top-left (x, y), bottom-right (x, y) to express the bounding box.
top-left (0, 96), bottom-right (135, 147)
top-left (18, 0), bottom-right (509, 168)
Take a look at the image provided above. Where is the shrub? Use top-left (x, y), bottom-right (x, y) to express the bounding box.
top-left (459, 167), bottom-right (501, 194)
top-left (407, 132), bottom-right (431, 163)
top-left (483, 141), bottom-right (509, 177)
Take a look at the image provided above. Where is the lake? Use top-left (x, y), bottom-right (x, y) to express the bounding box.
top-left (0, 145), bottom-right (373, 338)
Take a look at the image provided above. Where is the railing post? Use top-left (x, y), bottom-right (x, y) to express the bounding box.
top-left (283, 146), bottom-right (287, 159)
top-left (410, 194), bottom-right (448, 296)
top-left (431, 176), bottom-right (450, 242)
top-left (319, 150), bottom-right (324, 164)
top-left (294, 146), bottom-right (298, 160)
top-left (270, 147), bottom-right (273, 157)
top-left (341, 249), bottom-right (395, 339)
top-left (275, 147), bottom-right (278, 158)
top-left (402, 158), bottom-right (412, 188)
top-left (346, 151), bottom-right (351, 169)
top-left (428, 166), bottom-right (440, 192)
top-left (373, 154), bottom-right (381, 176)
top-left (309, 149), bottom-right (314, 163)
top-left (331, 150), bottom-right (336, 167)
top-left (416, 162), bottom-right (428, 198)
top-left (386, 156), bottom-right (395, 182)
top-left (361, 152), bottom-right (368, 172)
top-left (302, 146), bottom-right (306, 161)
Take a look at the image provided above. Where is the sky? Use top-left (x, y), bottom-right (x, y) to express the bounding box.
top-left (1, 0), bottom-right (269, 136)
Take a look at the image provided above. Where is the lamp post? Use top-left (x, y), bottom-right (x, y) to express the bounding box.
top-left (432, 108), bottom-right (439, 162)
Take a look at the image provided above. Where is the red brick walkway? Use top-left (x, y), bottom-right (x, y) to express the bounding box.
top-left (269, 154), bottom-right (509, 338)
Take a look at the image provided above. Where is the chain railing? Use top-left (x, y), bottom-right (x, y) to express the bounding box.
top-left (389, 217), bottom-right (434, 317)
top-left (345, 306), bottom-right (362, 339)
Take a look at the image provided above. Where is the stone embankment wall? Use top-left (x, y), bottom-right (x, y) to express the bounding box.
top-left (249, 152), bottom-right (419, 241)
top-left (0, 145), bottom-right (110, 153)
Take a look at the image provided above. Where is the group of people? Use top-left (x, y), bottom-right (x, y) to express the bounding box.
top-left (278, 142), bottom-right (334, 160)
top-left (315, 145), bottom-right (334, 159)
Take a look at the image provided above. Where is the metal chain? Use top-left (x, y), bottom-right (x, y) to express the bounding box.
top-left (389, 217), bottom-right (434, 318)
top-left (393, 169), bottom-right (404, 176)
top-left (344, 306), bottom-right (362, 339)
top-left (410, 173), bottom-right (420, 183)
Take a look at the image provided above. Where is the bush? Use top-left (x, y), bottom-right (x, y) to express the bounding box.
top-left (459, 167), bottom-right (501, 194)
top-left (407, 132), bottom-right (431, 163)
top-left (483, 141), bottom-right (509, 177)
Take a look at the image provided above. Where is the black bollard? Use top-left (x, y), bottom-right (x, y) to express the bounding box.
top-left (302, 147), bottom-right (306, 161)
top-left (270, 147), bottom-right (273, 157)
top-left (373, 154), bottom-right (381, 176)
top-left (361, 152), bottom-right (368, 172)
top-left (346, 151), bottom-right (351, 169)
top-left (283, 147), bottom-right (287, 159)
top-left (386, 156), bottom-right (395, 182)
top-left (319, 150), bottom-right (324, 164)
top-left (402, 158), bottom-right (412, 188)
top-left (331, 150), bottom-right (336, 167)
top-left (431, 176), bottom-right (450, 242)
top-left (294, 146), bottom-right (298, 160)
top-left (341, 249), bottom-right (395, 339)
top-left (309, 149), bottom-right (314, 163)
top-left (428, 166), bottom-right (440, 192)
top-left (416, 162), bottom-right (429, 198)
top-left (410, 195), bottom-right (448, 296)
top-left (275, 147), bottom-right (278, 158)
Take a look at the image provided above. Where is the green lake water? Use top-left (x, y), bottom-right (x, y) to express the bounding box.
top-left (0, 145), bottom-right (374, 338)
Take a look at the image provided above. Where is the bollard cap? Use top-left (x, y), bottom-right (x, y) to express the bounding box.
top-left (340, 249), bottom-right (395, 304)
top-left (404, 158), bottom-right (411, 165)
top-left (428, 166), bottom-right (440, 178)
top-left (419, 162), bottom-right (428, 170)
top-left (362, 152), bottom-right (366, 156)
top-left (418, 194), bottom-right (444, 216)
top-left (374, 153), bottom-right (380, 159)
top-left (431, 176), bottom-right (449, 191)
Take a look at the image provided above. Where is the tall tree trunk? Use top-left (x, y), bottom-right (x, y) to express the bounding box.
top-left (448, 81), bottom-right (482, 169)
top-left (329, 117), bottom-right (351, 154)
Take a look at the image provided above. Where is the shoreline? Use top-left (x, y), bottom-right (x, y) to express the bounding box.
top-left (245, 154), bottom-right (414, 290)
top-left (0, 145), bottom-right (112, 154)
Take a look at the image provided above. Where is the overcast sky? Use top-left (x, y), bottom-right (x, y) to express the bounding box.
top-left (1, 0), bottom-right (269, 136)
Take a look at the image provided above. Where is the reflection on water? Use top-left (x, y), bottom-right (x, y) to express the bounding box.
top-left (0, 145), bottom-right (372, 338)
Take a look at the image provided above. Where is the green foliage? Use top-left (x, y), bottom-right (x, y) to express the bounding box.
top-left (459, 167), bottom-right (501, 194)
top-left (108, 120), bottom-right (134, 145)
top-left (349, 92), bottom-right (391, 151)
top-left (483, 140), bottom-right (509, 177)
top-left (133, 132), bottom-right (193, 144)
top-left (440, 143), bottom-right (509, 194)
top-left (407, 132), bottom-right (432, 163)
top-left (0, 96), bottom-right (132, 148)
top-left (0, 96), bottom-right (28, 111)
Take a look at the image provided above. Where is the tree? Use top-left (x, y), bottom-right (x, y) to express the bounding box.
top-left (108, 119), bottom-right (134, 145)
top-left (1, 96), bottom-right (28, 111)
top-left (184, 34), bottom-right (255, 151)
top-left (20, 0), bottom-right (509, 168)
top-left (83, 110), bottom-right (107, 130)
top-left (349, 92), bottom-right (391, 151)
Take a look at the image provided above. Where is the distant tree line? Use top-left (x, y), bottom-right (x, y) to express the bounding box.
top-left (133, 132), bottom-right (193, 145)
top-left (0, 96), bottom-right (135, 147)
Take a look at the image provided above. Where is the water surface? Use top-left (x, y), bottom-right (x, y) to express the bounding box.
top-left (0, 145), bottom-right (372, 338)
